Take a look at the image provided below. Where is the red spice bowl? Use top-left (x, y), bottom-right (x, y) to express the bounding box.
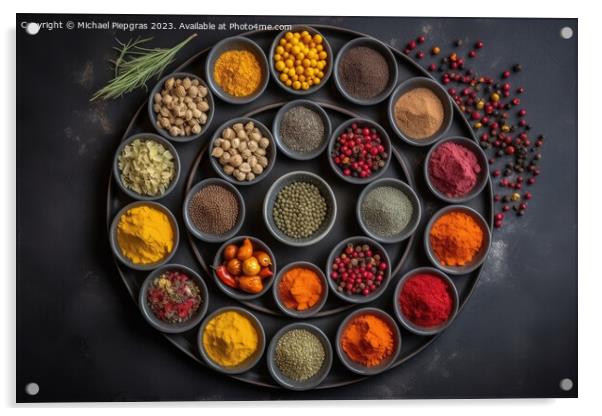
top-left (335, 307), bottom-right (402, 376)
top-left (328, 118), bottom-right (392, 185)
top-left (392, 267), bottom-right (459, 336)
top-left (424, 137), bottom-right (489, 203)
top-left (326, 236), bottom-right (391, 304)
top-left (138, 264), bottom-right (209, 334)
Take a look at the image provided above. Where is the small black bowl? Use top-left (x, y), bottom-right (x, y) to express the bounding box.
top-left (147, 72), bottom-right (215, 143)
top-left (138, 264), bottom-right (209, 334)
top-left (269, 25), bottom-right (334, 96)
top-left (208, 117), bottom-right (277, 186)
top-left (272, 261), bottom-right (329, 319)
top-left (424, 136), bottom-right (489, 203)
top-left (206, 36), bottom-right (269, 105)
top-left (333, 37), bottom-right (399, 106)
top-left (392, 267), bottom-right (459, 336)
top-left (212, 236), bottom-right (277, 301)
top-left (388, 76), bottom-right (453, 147)
top-left (327, 118), bottom-right (392, 185)
top-left (326, 236), bottom-right (391, 304)
top-left (335, 307), bottom-right (401, 375)
top-left (113, 132), bottom-right (181, 201)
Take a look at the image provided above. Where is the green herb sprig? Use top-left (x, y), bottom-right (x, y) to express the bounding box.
top-left (91, 33), bottom-right (197, 101)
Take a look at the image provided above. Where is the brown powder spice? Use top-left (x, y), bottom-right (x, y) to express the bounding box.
top-left (393, 87), bottom-right (444, 140)
top-left (188, 184), bottom-right (239, 236)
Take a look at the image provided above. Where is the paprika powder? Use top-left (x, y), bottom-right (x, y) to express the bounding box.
top-left (340, 313), bottom-right (395, 367)
top-left (399, 273), bottom-right (453, 328)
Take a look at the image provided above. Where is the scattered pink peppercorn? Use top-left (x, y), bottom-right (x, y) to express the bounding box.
top-left (417, 35), bottom-right (426, 43)
top-left (502, 70), bottom-right (511, 78)
top-left (475, 40), bottom-right (484, 49)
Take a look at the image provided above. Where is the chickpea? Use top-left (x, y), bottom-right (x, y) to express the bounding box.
top-left (252, 164), bottom-right (264, 175)
top-left (223, 128), bottom-right (235, 140)
top-left (259, 138), bottom-right (270, 149)
top-left (212, 147), bottom-right (225, 159)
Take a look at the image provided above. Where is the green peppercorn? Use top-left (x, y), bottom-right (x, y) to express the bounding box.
top-left (272, 181), bottom-right (327, 239)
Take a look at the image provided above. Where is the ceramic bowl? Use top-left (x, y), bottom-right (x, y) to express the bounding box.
top-left (269, 25), bottom-right (334, 96)
top-left (113, 132), bottom-right (181, 201)
top-left (327, 118), bottom-right (392, 185)
top-left (387, 76), bottom-right (453, 146)
top-left (424, 136), bottom-right (489, 203)
top-left (356, 177), bottom-right (422, 244)
top-left (326, 236), bottom-right (391, 304)
top-left (138, 264), bottom-right (209, 333)
top-left (197, 306), bottom-right (266, 375)
top-left (272, 261), bottom-right (329, 318)
top-left (205, 36), bottom-right (269, 105)
top-left (335, 307), bottom-right (401, 375)
top-left (208, 117), bottom-right (277, 186)
top-left (263, 171), bottom-right (337, 247)
top-left (147, 72), bottom-right (215, 143)
top-left (212, 235), bottom-right (276, 301)
top-left (109, 201), bottom-right (179, 271)
top-left (333, 36), bottom-right (399, 106)
top-left (392, 267), bottom-right (459, 336)
top-left (424, 205), bottom-right (492, 275)
top-left (267, 323), bottom-right (333, 390)
top-left (182, 178), bottom-right (246, 243)
top-left (272, 99), bottom-right (332, 160)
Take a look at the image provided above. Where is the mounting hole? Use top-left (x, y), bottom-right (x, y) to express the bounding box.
top-left (25, 382), bottom-right (39, 396)
top-left (560, 27), bottom-right (573, 39)
top-left (559, 378), bottom-right (573, 391)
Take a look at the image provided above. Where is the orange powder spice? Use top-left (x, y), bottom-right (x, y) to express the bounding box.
top-left (341, 313), bottom-right (395, 367)
top-left (429, 211), bottom-right (484, 267)
top-left (278, 267), bottom-right (323, 311)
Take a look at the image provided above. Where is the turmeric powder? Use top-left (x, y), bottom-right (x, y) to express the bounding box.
top-left (213, 50), bottom-right (263, 97)
top-left (116, 205), bottom-right (174, 265)
top-left (341, 313), bottom-right (395, 367)
top-left (429, 211), bottom-right (484, 266)
top-left (202, 310), bottom-right (259, 367)
top-left (278, 267), bottom-right (323, 311)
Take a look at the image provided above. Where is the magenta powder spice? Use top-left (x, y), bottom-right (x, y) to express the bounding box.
top-left (428, 142), bottom-right (481, 197)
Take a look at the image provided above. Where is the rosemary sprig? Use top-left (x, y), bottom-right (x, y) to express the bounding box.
top-left (90, 33), bottom-right (197, 101)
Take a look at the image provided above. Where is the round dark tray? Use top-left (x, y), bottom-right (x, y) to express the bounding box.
top-left (106, 25), bottom-right (493, 389)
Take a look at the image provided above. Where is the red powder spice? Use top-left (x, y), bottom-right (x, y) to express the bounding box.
top-left (399, 273), bottom-right (453, 328)
top-left (428, 142), bottom-right (481, 197)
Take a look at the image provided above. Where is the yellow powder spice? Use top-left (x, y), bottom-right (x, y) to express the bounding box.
top-left (116, 205), bottom-right (174, 265)
top-left (202, 310), bottom-right (258, 367)
top-left (213, 50), bottom-right (263, 97)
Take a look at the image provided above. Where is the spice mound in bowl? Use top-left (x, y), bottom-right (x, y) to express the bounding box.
top-left (394, 268), bottom-right (458, 336)
top-left (271, 28), bottom-right (331, 93)
top-left (274, 262), bottom-right (328, 318)
top-left (357, 178), bottom-right (421, 244)
top-left (115, 134), bottom-right (179, 200)
top-left (112, 202), bottom-right (178, 270)
top-left (275, 101), bottom-right (331, 159)
top-left (213, 237), bottom-right (276, 300)
top-left (327, 237), bottom-right (391, 303)
top-left (336, 308), bottom-right (401, 375)
top-left (210, 119), bottom-right (274, 185)
top-left (184, 178), bottom-right (245, 243)
top-left (206, 37), bottom-right (269, 104)
top-left (388, 77), bottom-right (453, 146)
top-left (425, 206), bottom-right (491, 275)
top-left (138, 264), bottom-right (208, 333)
top-left (151, 75), bottom-right (212, 140)
top-left (329, 119), bottom-right (391, 184)
top-left (425, 137), bottom-right (488, 202)
top-left (334, 37), bottom-right (398, 105)
top-left (200, 308), bottom-right (265, 374)
top-left (268, 324), bottom-right (332, 390)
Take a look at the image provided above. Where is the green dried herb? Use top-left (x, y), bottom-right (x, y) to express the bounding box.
top-left (91, 33), bottom-right (197, 101)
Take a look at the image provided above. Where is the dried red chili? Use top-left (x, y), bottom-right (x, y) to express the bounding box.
top-left (147, 270), bottom-right (201, 323)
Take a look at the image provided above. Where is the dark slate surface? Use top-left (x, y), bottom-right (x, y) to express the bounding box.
top-left (16, 14), bottom-right (577, 402)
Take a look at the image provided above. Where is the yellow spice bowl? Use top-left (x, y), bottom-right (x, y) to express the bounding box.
top-left (197, 306), bottom-right (266, 375)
